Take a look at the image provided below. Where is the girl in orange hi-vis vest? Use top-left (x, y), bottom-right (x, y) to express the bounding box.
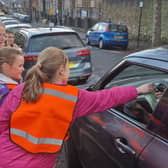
top-left (0, 47), bottom-right (24, 105)
top-left (0, 47), bottom-right (154, 168)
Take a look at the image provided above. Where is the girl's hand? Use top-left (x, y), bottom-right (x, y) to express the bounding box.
top-left (136, 83), bottom-right (155, 95)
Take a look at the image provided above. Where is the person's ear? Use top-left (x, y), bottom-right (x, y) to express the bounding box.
top-left (58, 65), bottom-right (65, 75)
top-left (2, 62), bottom-right (10, 72)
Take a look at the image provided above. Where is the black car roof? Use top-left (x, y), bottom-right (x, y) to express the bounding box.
top-left (126, 46), bottom-right (168, 62)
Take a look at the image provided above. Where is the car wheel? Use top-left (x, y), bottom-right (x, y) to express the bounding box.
top-left (63, 137), bottom-right (83, 168)
top-left (99, 39), bottom-right (104, 49)
top-left (86, 36), bottom-right (90, 45)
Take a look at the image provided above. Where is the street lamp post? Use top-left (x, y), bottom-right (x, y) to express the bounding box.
top-left (137, 1), bottom-right (144, 48)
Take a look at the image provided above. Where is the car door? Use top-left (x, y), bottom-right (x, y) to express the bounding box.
top-left (94, 23), bottom-right (107, 45)
top-left (137, 88), bottom-right (168, 168)
top-left (73, 107), bottom-right (154, 168)
top-left (88, 23), bottom-right (99, 44)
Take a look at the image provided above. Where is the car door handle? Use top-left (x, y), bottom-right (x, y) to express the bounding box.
top-left (115, 138), bottom-right (136, 155)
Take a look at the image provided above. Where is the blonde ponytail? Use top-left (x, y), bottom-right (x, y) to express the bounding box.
top-left (23, 47), bottom-right (68, 103)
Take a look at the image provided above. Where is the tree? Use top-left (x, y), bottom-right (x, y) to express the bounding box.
top-left (152, 0), bottom-right (161, 47)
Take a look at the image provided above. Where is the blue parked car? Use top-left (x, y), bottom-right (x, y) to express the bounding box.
top-left (86, 22), bottom-right (128, 50)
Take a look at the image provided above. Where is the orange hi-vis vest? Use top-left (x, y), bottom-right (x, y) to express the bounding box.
top-left (7, 84), bottom-right (17, 90)
top-left (10, 83), bottom-right (79, 154)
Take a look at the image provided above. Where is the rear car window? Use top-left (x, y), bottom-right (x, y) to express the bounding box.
top-left (28, 33), bottom-right (84, 52)
top-left (109, 24), bottom-right (127, 32)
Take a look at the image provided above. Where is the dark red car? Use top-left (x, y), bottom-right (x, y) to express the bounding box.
top-left (64, 46), bottom-right (168, 168)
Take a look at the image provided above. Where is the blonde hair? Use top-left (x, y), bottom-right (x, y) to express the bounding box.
top-left (23, 47), bottom-right (68, 103)
top-left (0, 47), bottom-right (23, 72)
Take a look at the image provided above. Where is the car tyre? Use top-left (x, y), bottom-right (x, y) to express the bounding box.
top-left (99, 39), bottom-right (104, 49)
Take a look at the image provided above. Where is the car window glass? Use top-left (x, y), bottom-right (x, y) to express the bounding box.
top-left (117, 25), bottom-right (127, 32)
top-left (28, 33), bottom-right (84, 52)
top-left (91, 24), bottom-right (99, 31)
top-left (147, 89), bottom-right (168, 140)
top-left (104, 65), bottom-right (168, 125)
top-left (109, 24), bottom-right (127, 32)
top-left (110, 65), bottom-right (166, 82)
top-left (109, 24), bottom-right (117, 32)
top-left (97, 23), bottom-right (106, 31)
top-left (14, 33), bottom-right (25, 49)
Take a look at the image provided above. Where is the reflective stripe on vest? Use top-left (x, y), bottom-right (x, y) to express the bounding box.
top-left (43, 88), bottom-right (77, 102)
top-left (11, 128), bottom-right (63, 145)
top-left (10, 83), bottom-right (78, 153)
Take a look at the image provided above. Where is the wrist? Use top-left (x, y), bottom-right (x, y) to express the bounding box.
top-left (136, 87), bottom-right (142, 95)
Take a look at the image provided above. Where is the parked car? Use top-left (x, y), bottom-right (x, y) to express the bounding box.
top-left (19, 14), bottom-right (30, 23)
top-left (14, 27), bottom-right (92, 83)
top-left (0, 17), bottom-right (13, 22)
top-left (5, 23), bottom-right (32, 33)
top-left (2, 19), bottom-right (20, 25)
top-left (86, 22), bottom-right (128, 50)
top-left (13, 13), bottom-right (31, 23)
top-left (65, 46), bottom-right (168, 168)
